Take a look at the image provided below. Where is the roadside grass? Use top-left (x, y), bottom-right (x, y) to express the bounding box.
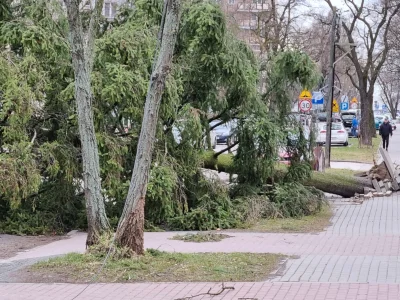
top-left (31, 250), bottom-right (284, 282)
top-left (331, 137), bottom-right (380, 163)
top-left (244, 204), bottom-right (332, 233)
top-left (325, 168), bottom-right (358, 177)
top-left (170, 232), bottom-right (232, 243)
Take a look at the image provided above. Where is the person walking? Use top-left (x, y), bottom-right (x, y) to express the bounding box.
top-left (379, 116), bottom-right (393, 151)
top-left (351, 115), bottom-right (359, 137)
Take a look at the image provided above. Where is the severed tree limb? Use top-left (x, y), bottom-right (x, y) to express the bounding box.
top-left (175, 283), bottom-right (235, 300)
top-left (213, 140), bottom-right (239, 158)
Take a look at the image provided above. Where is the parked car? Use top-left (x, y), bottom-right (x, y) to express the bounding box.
top-left (317, 112), bottom-right (340, 122)
top-left (383, 115), bottom-right (397, 130)
top-left (278, 148), bottom-right (291, 165)
top-left (210, 120), bottom-right (237, 145)
top-left (341, 112), bottom-right (357, 137)
top-left (172, 125), bottom-right (217, 149)
top-left (375, 115), bottom-right (396, 131)
top-left (316, 122), bottom-right (349, 146)
top-left (375, 116), bottom-right (383, 130)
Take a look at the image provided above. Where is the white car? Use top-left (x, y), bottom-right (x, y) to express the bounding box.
top-left (172, 126), bottom-right (217, 149)
top-left (316, 122), bottom-right (349, 146)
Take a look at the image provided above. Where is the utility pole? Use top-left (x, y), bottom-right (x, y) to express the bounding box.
top-left (324, 7), bottom-right (337, 169)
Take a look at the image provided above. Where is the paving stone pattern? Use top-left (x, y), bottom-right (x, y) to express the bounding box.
top-left (2, 282), bottom-right (400, 300)
top-left (3, 175), bottom-right (400, 298)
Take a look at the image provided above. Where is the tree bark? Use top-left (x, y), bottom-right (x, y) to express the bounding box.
top-left (202, 153), bottom-right (374, 198)
top-left (305, 175), bottom-right (373, 198)
top-left (64, 0), bottom-right (109, 246)
top-left (115, 0), bottom-right (181, 254)
top-left (359, 87), bottom-right (375, 145)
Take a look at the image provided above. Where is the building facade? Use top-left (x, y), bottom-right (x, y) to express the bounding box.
top-left (219, 0), bottom-right (271, 54)
top-left (78, 0), bottom-right (270, 54)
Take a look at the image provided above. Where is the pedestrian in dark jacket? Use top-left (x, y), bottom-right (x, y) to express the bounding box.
top-left (379, 117), bottom-right (393, 151)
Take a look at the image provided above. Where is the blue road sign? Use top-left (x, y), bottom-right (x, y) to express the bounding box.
top-left (312, 91), bottom-right (324, 105)
top-left (340, 102), bottom-right (349, 111)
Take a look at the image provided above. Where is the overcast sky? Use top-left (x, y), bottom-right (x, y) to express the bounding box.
top-left (299, 0), bottom-right (384, 106)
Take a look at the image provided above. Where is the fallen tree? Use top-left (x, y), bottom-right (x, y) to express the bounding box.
top-left (202, 152), bottom-right (374, 198)
top-left (306, 172), bottom-right (373, 198)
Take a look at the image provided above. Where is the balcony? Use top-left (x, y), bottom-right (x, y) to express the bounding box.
top-left (238, 19), bottom-right (258, 30)
top-left (237, 3), bottom-right (270, 12)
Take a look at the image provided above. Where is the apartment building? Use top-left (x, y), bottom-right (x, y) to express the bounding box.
top-left (76, 0), bottom-right (124, 19)
top-left (78, 0), bottom-right (269, 53)
top-left (219, 0), bottom-right (271, 54)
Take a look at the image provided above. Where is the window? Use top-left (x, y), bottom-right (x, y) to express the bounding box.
top-left (104, 2), bottom-right (111, 17)
top-left (251, 14), bottom-right (258, 21)
top-left (228, 0), bottom-right (235, 4)
top-left (104, 2), bottom-right (118, 18)
top-left (112, 3), bottom-right (117, 17)
top-left (323, 124), bottom-right (343, 131)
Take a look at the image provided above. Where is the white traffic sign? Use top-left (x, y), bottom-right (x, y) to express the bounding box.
top-left (299, 98), bottom-right (312, 112)
top-left (341, 95), bottom-right (349, 103)
top-left (350, 102), bottom-right (358, 109)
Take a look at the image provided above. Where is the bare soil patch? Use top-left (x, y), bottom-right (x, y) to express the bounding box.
top-left (0, 234), bottom-right (65, 259)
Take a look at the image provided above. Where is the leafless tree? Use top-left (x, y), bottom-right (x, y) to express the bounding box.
top-left (325, 0), bottom-right (400, 145)
top-left (378, 66), bottom-right (400, 119)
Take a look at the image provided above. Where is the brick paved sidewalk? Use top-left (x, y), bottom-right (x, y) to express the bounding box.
top-left (1, 282), bottom-right (400, 300)
top-left (2, 191), bottom-right (400, 298)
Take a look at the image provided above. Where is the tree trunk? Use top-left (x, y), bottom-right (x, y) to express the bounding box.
top-left (115, 0), bottom-right (181, 254)
top-left (360, 88), bottom-right (375, 146)
top-left (202, 153), bottom-right (374, 198)
top-left (64, 0), bottom-right (109, 246)
top-left (305, 175), bottom-right (373, 198)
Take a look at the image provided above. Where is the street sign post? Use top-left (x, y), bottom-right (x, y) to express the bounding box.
top-left (299, 89), bottom-right (312, 113)
top-left (300, 90), bottom-right (312, 99)
top-left (312, 91), bottom-right (324, 105)
top-left (332, 99), bottom-right (339, 113)
top-left (340, 102), bottom-right (349, 111)
top-left (299, 98), bottom-right (312, 112)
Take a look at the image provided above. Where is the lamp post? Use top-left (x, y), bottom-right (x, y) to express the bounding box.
top-left (324, 7), bottom-right (337, 169)
top-left (324, 10), bottom-right (357, 168)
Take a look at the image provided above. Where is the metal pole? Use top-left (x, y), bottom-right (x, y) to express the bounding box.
top-left (324, 7), bottom-right (337, 168)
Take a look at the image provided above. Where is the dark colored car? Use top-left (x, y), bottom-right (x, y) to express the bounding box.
top-left (341, 112), bottom-right (357, 137)
top-left (215, 125), bottom-right (230, 144)
top-left (375, 116), bottom-right (383, 130)
top-left (211, 120), bottom-right (237, 145)
top-left (317, 112), bottom-right (342, 123)
top-left (317, 112), bottom-right (327, 122)
top-left (375, 115), bottom-right (396, 131)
